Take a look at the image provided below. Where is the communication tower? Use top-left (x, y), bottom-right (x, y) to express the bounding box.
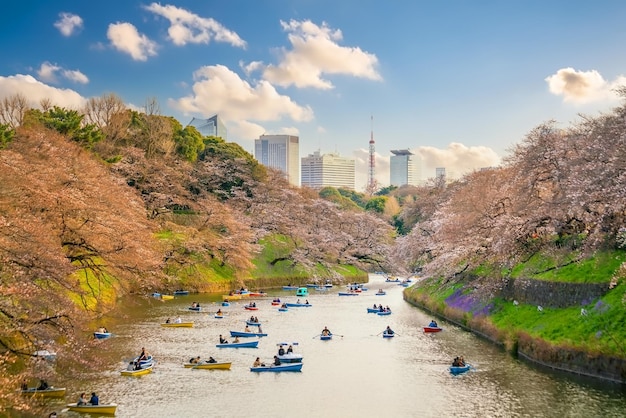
top-left (367, 115), bottom-right (377, 193)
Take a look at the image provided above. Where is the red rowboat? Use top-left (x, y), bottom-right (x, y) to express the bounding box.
top-left (423, 326), bottom-right (443, 333)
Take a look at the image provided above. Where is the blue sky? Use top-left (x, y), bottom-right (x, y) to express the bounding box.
top-left (2, 1), bottom-right (626, 189)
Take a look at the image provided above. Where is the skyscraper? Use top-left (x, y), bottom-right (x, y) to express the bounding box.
top-left (301, 151), bottom-right (355, 190)
top-left (254, 134), bottom-right (300, 186)
top-left (187, 114), bottom-right (227, 139)
top-left (390, 149), bottom-right (421, 186)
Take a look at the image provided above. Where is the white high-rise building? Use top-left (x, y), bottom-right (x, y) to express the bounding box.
top-left (301, 151), bottom-right (355, 190)
top-left (254, 134), bottom-right (300, 186)
top-left (390, 149), bottom-right (420, 186)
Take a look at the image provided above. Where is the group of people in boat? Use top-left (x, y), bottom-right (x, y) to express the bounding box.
top-left (277, 345), bottom-right (294, 356)
top-left (96, 326), bottom-right (108, 333)
top-left (165, 317), bottom-right (182, 324)
top-left (190, 302), bottom-right (201, 308)
top-left (452, 356), bottom-right (466, 367)
top-left (252, 355), bottom-right (282, 367)
top-left (249, 316), bottom-right (259, 323)
top-left (189, 355), bottom-right (217, 364)
top-left (247, 302), bottom-right (257, 308)
top-left (21, 378), bottom-right (50, 391)
top-left (76, 391), bottom-right (99, 406)
top-left (295, 299), bottom-right (309, 304)
top-left (272, 298), bottom-right (281, 303)
top-left (372, 304), bottom-right (391, 312)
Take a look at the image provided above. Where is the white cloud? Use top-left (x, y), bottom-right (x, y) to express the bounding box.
top-left (261, 20), bottom-right (381, 89)
top-left (169, 64), bottom-right (314, 128)
top-left (0, 74), bottom-right (86, 109)
top-left (107, 22), bottom-right (158, 61)
top-left (37, 62), bottom-right (61, 83)
top-left (36, 62), bottom-right (89, 85)
top-left (54, 12), bottom-right (83, 37)
top-left (545, 67), bottom-right (626, 104)
top-left (414, 143), bottom-right (501, 180)
top-left (143, 3), bottom-right (246, 48)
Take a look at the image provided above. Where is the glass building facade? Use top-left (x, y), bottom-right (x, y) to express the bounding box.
top-left (301, 151), bottom-right (355, 190)
top-left (254, 134), bottom-right (300, 186)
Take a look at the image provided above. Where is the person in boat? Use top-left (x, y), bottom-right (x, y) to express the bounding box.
top-left (305, 299), bottom-right (309, 304)
top-left (273, 355), bottom-right (281, 366)
top-left (48, 413), bottom-right (57, 418)
top-left (287, 345), bottom-right (293, 353)
top-left (249, 315), bottom-right (255, 322)
top-left (217, 309), bottom-right (222, 315)
top-left (258, 325), bottom-right (263, 333)
top-left (373, 303), bottom-right (378, 309)
top-left (429, 319), bottom-right (438, 328)
top-left (452, 357), bottom-right (460, 367)
top-left (296, 298), bottom-right (301, 304)
top-left (190, 356), bottom-right (200, 364)
top-left (175, 317), bottom-right (182, 323)
top-left (245, 325), bottom-right (251, 332)
top-left (278, 346), bottom-right (286, 356)
top-left (281, 303), bottom-right (288, 308)
top-left (253, 357), bottom-right (265, 367)
top-left (459, 356), bottom-right (465, 366)
top-left (165, 318), bottom-right (171, 324)
top-left (77, 392), bottom-right (89, 406)
top-left (207, 356), bottom-right (217, 363)
top-left (191, 302), bottom-right (197, 308)
top-left (90, 392), bottom-right (99, 406)
top-left (254, 316), bottom-right (259, 322)
top-left (321, 326), bottom-right (331, 336)
top-left (219, 335), bottom-right (228, 344)
top-left (385, 326), bottom-right (394, 335)
top-left (21, 378), bottom-right (28, 391)
top-left (37, 379), bottom-right (49, 390)
top-left (233, 336), bottom-right (240, 343)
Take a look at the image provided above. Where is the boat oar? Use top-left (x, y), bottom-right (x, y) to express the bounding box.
top-left (312, 334), bottom-right (321, 339)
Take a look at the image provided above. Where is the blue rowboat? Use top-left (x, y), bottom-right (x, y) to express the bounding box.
top-left (188, 306), bottom-right (202, 311)
top-left (450, 364), bottom-right (471, 375)
top-left (174, 290), bottom-right (190, 295)
top-left (278, 307), bottom-right (288, 312)
top-left (93, 331), bottom-right (112, 339)
top-left (230, 330), bottom-right (268, 338)
top-left (320, 334), bottom-right (332, 341)
top-left (367, 307), bottom-right (380, 313)
top-left (221, 301), bottom-right (230, 307)
top-left (250, 363), bottom-right (303, 372)
top-left (377, 310), bottom-right (392, 316)
top-left (382, 332), bottom-right (395, 338)
top-left (216, 340), bottom-right (259, 348)
top-left (295, 287), bottom-right (309, 296)
top-left (338, 292), bottom-right (358, 296)
top-left (305, 284), bottom-right (318, 288)
top-left (282, 286), bottom-right (299, 290)
top-left (376, 292), bottom-right (386, 296)
top-left (215, 314), bottom-right (224, 319)
top-left (285, 302), bottom-right (312, 307)
top-left (246, 320), bottom-right (262, 326)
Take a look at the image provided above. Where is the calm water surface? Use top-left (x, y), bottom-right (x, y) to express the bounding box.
top-left (47, 275), bottom-right (624, 417)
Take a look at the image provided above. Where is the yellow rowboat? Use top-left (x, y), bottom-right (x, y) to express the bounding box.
top-left (120, 364), bottom-right (153, 376)
top-left (161, 322), bottom-right (193, 327)
top-left (183, 362), bottom-right (232, 370)
top-left (160, 294), bottom-right (174, 300)
top-left (21, 387), bottom-right (66, 397)
top-left (67, 403), bottom-right (117, 415)
top-left (222, 294), bottom-right (242, 300)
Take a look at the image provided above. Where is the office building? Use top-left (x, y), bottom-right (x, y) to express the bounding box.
top-left (301, 151), bottom-right (355, 190)
top-left (254, 134), bottom-right (300, 186)
top-left (390, 149), bottom-right (421, 186)
top-left (187, 114), bottom-right (227, 139)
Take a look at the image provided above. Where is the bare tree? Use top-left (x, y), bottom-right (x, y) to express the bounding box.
top-left (0, 93), bottom-right (29, 128)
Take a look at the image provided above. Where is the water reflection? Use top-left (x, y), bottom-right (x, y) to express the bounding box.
top-left (34, 275), bottom-right (626, 417)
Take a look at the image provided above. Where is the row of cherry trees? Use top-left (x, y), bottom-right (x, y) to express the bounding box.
top-left (391, 92), bottom-right (626, 281)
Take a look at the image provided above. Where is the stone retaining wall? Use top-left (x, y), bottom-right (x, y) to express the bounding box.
top-left (500, 278), bottom-right (609, 308)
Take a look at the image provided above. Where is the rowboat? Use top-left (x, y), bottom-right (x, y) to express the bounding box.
top-left (385, 278), bottom-right (400, 282)
top-left (377, 310), bottom-right (392, 316)
top-left (277, 352), bottom-right (303, 363)
top-left (450, 364), bottom-right (471, 375)
top-left (183, 361), bottom-right (232, 370)
top-left (250, 363), bottom-right (303, 372)
top-left (367, 307), bottom-right (380, 313)
top-left (222, 301), bottom-right (230, 307)
top-left (188, 306), bottom-right (202, 311)
top-left (382, 331), bottom-right (395, 338)
top-left (215, 314), bottom-right (224, 319)
top-left (338, 292), bottom-right (358, 296)
top-left (282, 286), bottom-right (299, 290)
top-left (423, 326), bottom-right (443, 333)
top-left (320, 334), bottom-right (332, 341)
top-left (161, 322), bottom-right (193, 327)
top-left (295, 287), bottom-right (309, 296)
top-left (278, 307), bottom-right (288, 312)
top-left (173, 290), bottom-right (190, 295)
top-left (94, 331), bottom-right (112, 339)
top-left (230, 330), bottom-right (268, 338)
top-left (223, 293), bottom-right (242, 300)
top-left (33, 350), bottom-right (56, 360)
top-left (271, 301), bottom-right (281, 306)
top-left (285, 302), bottom-right (312, 307)
top-left (244, 305), bottom-right (258, 310)
top-left (120, 364), bottom-right (153, 376)
top-left (375, 291), bottom-right (386, 296)
top-left (305, 284), bottom-right (318, 288)
top-left (216, 340), bottom-right (259, 348)
top-left (21, 387), bottom-right (66, 397)
top-left (160, 294), bottom-right (174, 300)
top-left (249, 292), bottom-right (267, 297)
top-left (246, 320), bottom-right (262, 326)
top-left (67, 403), bottom-right (117, 415)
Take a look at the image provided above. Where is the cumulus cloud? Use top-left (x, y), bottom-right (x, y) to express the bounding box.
top-left (545, 67), bottom-right (626, 104)
top-left (107, 22), bottom-right (158, 61)
top-left (0, 74), bottom-right (86, 109)
top-left (143, 3), bottom-right (246, 48)
top-left (169, 64), bottom-right (314, 127)
top-left (54, 12), bottom-right (83, 36)
top-left (261, 20), bottom-right (381, 89)
top-left (414, 143), bottom-right (501, 180)
top-left (36, 62), bottom-right (89, 85)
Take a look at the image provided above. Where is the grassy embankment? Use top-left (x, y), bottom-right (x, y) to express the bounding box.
top-left (405, 250), bottom-right (626, 358)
